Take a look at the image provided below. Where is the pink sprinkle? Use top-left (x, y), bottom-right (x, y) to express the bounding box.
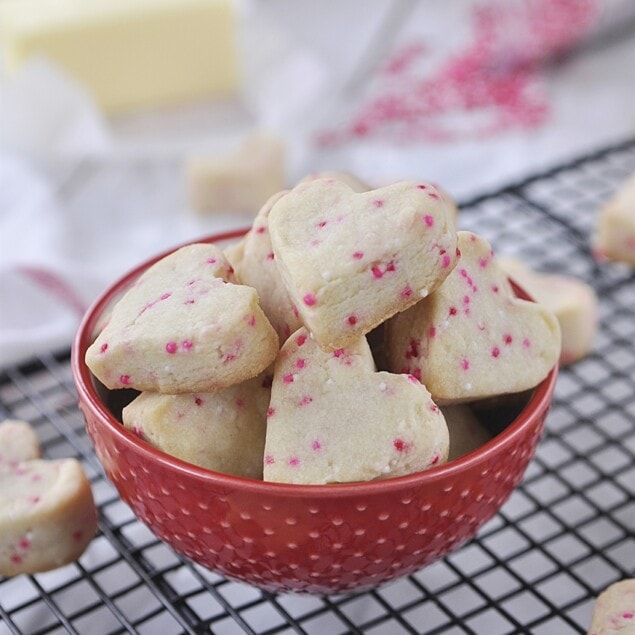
top-left (523, 337), bottom-right (531, 348)
top-left (424, 214), bottom-right (434, 227)
top-left (182, 340), bottom-right (193, 350)
top-left (296, 333), bottom-right (307, 346)
top-left (449, 307), bottom-right (458, 316)
top-left (160, 292), bottom-right (171, 301)
top-left (411, 368), bottom-right (422, 381)
top-left (417, 184), bottom-right (427, 190)
top-left (460, 268), bottom-right (468, 278)
top-left (194, 397), bottom-right (203, 406)
top-left (267, 407), bottom-right (276, 417)
top-left (227, 265), bottom-right (235, 275)
top-left (347, 315), bottom-right (358, 326)
top-left (407, 374), bottom-right (419, 383)
top-left (283, 373), bottom-right (295, 384)
top-left (256, 226), bottom-right (266, 234)
top-left (247, 315), bottom-right (256, 327)
top-left (441, 254), bottom-right (451, 268)
top-left (430, 403), bottom-right (440, 413)
top-left (386, 261), bottom-right (396, 272)
top-left (100, 343), bottom-right (108, 353)
top-left (303, 293), bottom-right (317, 306)
top-left (184, 299), bottom-right (195, 305)
top-left (463, 295), bottom-right (470, 304)
top-left (317, 220), bottom-right (328, 228)
top-left (479, 257), bottom-right (489, 268)
top-left (393, 438), bottom-right (411, 452)
top-left (428, 191), bottom-right (440, 199)
top-left (428, 326), bottom-right (436, 338)
top-left (504, 334), bottom-right (513, 345)
top-left (430, 453), bottom-right (440, 465)
top-left (120, 375), bottom-right (130, 385)
top-left (371, 265), bottom-right (384, 279)
top-left (405, 339), bottom-right (420, 359)
top-left (207, 257), bottom-right (217, 264)
top-left (461, 358), bottom-right (470, 370)
top-left (353, 251), bottom-right (364, 259)
top-left (289, 456), bottom-right (300, 467)
top-left (492, 284), bottom-right (500, 293)
top-left (373, 199), bottom-right (384, 208)
top-left (299, 395), bottom-right (313, 406)
top-left (333, 348), bottom-right (345, 358)
top-left (264, 454), bottom-right (275, 465)
top-left (622, 612), bottom-right (633, 619)
top-left (28, 495), bottom-right (41, 505)
top-left (311, 440), bottom-right (322, 451)
top-left (492, 346), bottom-right (500, 358)
top-left (165, 342), bottom-right (177, 354)
top-left (296, 359), bottom-right (306, 369)
top-left (266, 252), bottom-right (275, 260)
top-left (72, 530), bottom-right (84, 542)
top-left (10, 554), bottom-right (22, 565)
top-left (19, 538), bottom-right (30, 550)
top-left (401, 286), bottom-right (413, 299)
top-left (132, 426), bottom-right (144, 439)
top-left (223, 353), bottom-right (236, 363)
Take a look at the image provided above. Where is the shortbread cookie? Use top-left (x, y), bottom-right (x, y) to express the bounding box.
top-left (588, 579), bottom-right (635, 635)
top-left (299, 171), bottom-right (370, 193)
top-left (594, 173), bottom-right (635, 266)
top-left (0, 420), bottom-right (97, 576)
top-left (0, 419), bottom-right (40, 463)
top-left (386, 232), bottom-right (561, 404)
top-left (263, 328), bottom-right (449, 484)
top-left (122, 370), bottom-right (272, 479)
top-left (499, 258), bottom-right (598, 366)
top-left (230, 191), bottom-right (302, 342)
top-left (442, 405), bottom-right (492, 461)
top-left (86, 243), bottom-right (279, 394)
top-left (186, 133), bottom-right (285, 215)
top-left (268, 179), bottom-right (459, 350)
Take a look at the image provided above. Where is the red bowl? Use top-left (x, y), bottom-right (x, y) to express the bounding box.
top-left (72, 229), bottom-right (558, 594)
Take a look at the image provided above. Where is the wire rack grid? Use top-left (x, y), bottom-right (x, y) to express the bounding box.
top-left (0, 140), bottom-right (634, 635)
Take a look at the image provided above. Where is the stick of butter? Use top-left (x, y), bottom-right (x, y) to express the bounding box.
top-left (0, 0), bottom-right (239, 114)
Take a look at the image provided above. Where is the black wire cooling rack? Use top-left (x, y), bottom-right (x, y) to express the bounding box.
top-left (1, 140), bottom-right (634, 635)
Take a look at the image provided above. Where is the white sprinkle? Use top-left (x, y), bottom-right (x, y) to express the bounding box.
top-left (322, 271), bottom-right (332, 281)
top-left (464, 383), bottom-right (472, 391)
top-left (419, 288), bottom-right (429, 298)
top-left (379, 382), bottom-right (387, 391)
top-left (293, 374), bottom-right (299, 382)
top-left (381, 465), bottom-right (391, 474)
top-left (326, 378), bottom-right (334, 385)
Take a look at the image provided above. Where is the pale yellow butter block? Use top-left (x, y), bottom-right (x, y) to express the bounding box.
top-left (0, 0), bottom-right (239, 114)
top-left (186, 133), bottom-right (286, 214)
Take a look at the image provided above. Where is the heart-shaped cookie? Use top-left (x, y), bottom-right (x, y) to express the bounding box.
top-left (268, 179), bottom-right (458, 350)
top-left (263, 328), bottom-right (449, 484)
top-left (122, 369), bottom-right (272, 479)
top-left (386, 231), bottom-right (561, 403)
top-left (86, 243), bottom-right (279, 393)
top-left (229, 190), bottom-right (303, 342)
top-left (0, 420), bottom-right (97, 576)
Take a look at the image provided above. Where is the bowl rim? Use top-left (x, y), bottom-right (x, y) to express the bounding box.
top-left (72, 228), bottom-right (558, 499)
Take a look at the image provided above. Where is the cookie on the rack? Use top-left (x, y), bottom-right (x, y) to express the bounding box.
top-left (0, 419), bottom-right (97, 576)
top-left (385, 231), bottom-right (561, 404)
top-left (499, 258), bottom-right (598, 366)
top-left (268, 179), bottom-right (459, 351)
top-left (122, 369), bottom-right (272, 479)
top-left (588, 578), bottom-right (635, 635)
top-left (594, 173), bottom-right (635, 266)
top-left (263, 328), bottom-right (449, 484)
top-left (86, 243), bottom-right (279, 394)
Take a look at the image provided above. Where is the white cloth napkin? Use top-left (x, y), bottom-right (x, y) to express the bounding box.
top-left (1, 0), bottom-right (635, 369)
